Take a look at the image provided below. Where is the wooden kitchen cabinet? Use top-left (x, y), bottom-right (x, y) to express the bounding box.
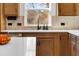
top-left (36, 33), bottom-right (60, 56)
top-left (0, 3), bottom-right (1, 17)
top-left (0, 4), bottom-right (1, 31)
top-left (3, 3), bottom-right (18, 16)
top-left (36, 37), bottom-right (54, 56)
top-left (36, 32), bottom-right (71, 56)
top-left (60, 32), bottom-right (71, 56)
top-left (58, 3), bottom-right (76, 16)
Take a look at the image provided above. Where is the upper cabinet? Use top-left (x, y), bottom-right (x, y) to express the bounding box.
top-left (58, 3), bottom-right (79, 16)
top-left (0, 3), bottom-right (1, 29)
top-left (75, 4), bottom-right (79, 16)
top-left (58, 3), bottom-right (76, 16)
top-left (3, 3), bottom-right (18, 16)
top-left (0, 3), bottom-right (1, 16)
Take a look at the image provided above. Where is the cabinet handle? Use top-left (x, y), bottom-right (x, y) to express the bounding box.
top-left (60, 36), bottom-right (61, 40)
top-left (36, 40), bottom-right (40, 46)
top-left (38, 41), bottom-right (40, 46)
top-left (36, 41), bottom-right (38, 46)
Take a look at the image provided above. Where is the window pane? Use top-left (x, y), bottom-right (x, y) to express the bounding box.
top-left (27, 3), bottom-right (49, 9)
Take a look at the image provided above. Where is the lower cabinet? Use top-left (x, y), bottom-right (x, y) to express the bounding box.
top-left (36, 36), bottom-right (54, 56)
top-left (36, 32), bottom-right (71, 56)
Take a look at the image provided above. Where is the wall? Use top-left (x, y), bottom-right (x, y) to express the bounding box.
top-left (19, 3), bottom-right (25, 16)
top-left (51, 3), bottom-right (57, 16)
top-left (51, 16), bottom-right (79, 30)
top-left (6, 16), bottom-right (24, 30)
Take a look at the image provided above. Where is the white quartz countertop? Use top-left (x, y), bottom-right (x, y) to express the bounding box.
top-left (1, 30), bottom-right (79, 36)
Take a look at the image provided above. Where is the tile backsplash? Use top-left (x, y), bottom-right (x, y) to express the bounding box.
top-left (6, 16), bottom-right (24, 30)
top-left (51, 16), bottom-right (79, 30)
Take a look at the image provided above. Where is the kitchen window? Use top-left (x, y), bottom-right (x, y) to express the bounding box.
top-left (24, 3), bottom-right (51, 26)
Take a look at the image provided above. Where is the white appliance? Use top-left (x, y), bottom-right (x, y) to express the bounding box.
top-left (0, 37), bottom-right (36, 56)
top-left (24, 37), bottom-right (36, 56)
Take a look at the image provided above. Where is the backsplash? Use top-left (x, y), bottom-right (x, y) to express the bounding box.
top-left (5, 16), bottom-right (79, 30)
top-left (6, 16), bottom-right (24, 30)
top-left (24, 16), bottom-right (79, 30)
top-left (51, 16), bottom-right (79, 30)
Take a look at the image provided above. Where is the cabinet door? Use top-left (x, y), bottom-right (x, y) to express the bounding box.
top-left (36, 33), bottom-right (60, 56)
top-left (0, 3), bottom-right (1, 16)
top-left (60, 33), bottom-right (71, 56)
top-left (3, 3), bottom-right (18, 16)
top-left (36, 37), bottom-right (54, 56)
top-left (58, 3), bottom-right (76, 16)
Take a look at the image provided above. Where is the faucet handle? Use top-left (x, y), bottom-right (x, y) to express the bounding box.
top-left (37, 26), bottom-right (41, 30)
